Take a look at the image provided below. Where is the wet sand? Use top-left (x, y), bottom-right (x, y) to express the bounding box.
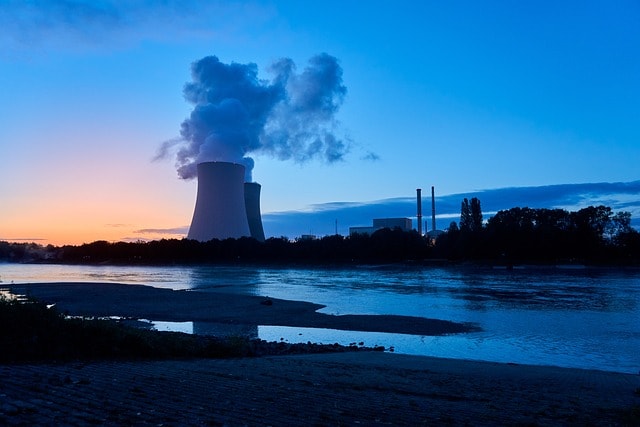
top-left (8, 282), bottom-right (478, 336)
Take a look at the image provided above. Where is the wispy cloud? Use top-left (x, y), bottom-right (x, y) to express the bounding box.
top-left (120, 237), bottom-right (154, 243)
top-left (263, 181), bottom-right (640, 238)
top-left (0, 0), bottom-right (274, 54)
top-left (0, 237), bottom-right (48, 242)
top-left (134, 226), bottom-right (189, 235)
top-left (360, 151), bottom-right (380, 161)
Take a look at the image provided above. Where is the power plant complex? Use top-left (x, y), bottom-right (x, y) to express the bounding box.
top-left (187, 162), bottom-right (265, 242)
top-left (188, 161), bottom-right (438, 242)
top-left (348, 187), bottom-right (440, 237)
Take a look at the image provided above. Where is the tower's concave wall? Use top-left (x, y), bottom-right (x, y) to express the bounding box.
top-left (187, 162), bottom-right (251, 241)
top-left (244, 182), bottom-right (265, 242)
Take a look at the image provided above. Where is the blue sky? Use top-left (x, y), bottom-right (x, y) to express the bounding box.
top-left (1, 1), bottom-right (639, 244)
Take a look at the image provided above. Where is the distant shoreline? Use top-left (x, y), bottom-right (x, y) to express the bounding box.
top-left (7, 258), bottom-right (640, 270)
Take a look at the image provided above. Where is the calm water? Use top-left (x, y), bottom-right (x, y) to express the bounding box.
top-left (1, 263), bottom-right (639, 373)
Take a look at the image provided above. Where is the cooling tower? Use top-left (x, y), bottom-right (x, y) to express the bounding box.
top-left (187, 162), bottom-right (251, 241)
top-left (244, 182), bottom-right (266, 242)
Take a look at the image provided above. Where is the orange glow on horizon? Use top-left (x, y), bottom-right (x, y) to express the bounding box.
top-left (1, 195), bottom-right (191, 246)
top-left (1, 223), bottom-right (187, 247)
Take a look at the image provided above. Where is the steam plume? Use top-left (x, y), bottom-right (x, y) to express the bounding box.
top-left (171, 53), bottom-right (347, 181)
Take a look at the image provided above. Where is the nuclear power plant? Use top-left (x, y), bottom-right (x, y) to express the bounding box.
top-left (187, 162), bottom-right (265, 242)
top-left (348, 187), bottom-right (441, 237)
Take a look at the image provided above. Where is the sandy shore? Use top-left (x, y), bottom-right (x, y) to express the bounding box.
top-left (8, 282), bottom-right (478, 336)
top-left (2, 353), bottom-right (639, 425)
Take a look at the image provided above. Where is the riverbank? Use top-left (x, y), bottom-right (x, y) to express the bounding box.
top-left (8, 282), bottom-right (479, 336)
top-left (2, 352), bottom-right (639, 425)
top-left (4, 282), bottom-right (639, 424)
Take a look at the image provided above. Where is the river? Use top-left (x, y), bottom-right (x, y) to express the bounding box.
top-left (1, 263), bottom-right (638, 374)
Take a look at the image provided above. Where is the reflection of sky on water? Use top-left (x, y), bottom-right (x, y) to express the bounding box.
top-left (258, 325), bottom-right (637, 374)
top-left (247, 266), bottom-right (639, 373)
top-left (259, 304), bottom-right (640, 373)
top-left (149, 320), bottom-right (193, 334)
top-left (2, 263), bottom-right (639, 373)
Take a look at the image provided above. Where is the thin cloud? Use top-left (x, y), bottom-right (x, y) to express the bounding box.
top-left (360, 151), bottom-right (380, 161)
top-left (0, 238), bottom-right (48, 242)
top-left (262, 181), bottom-right (640, 238)
top-left (134, 226), bottom-right (189, 235)
top-left (120, 237), bottom-right (154, 243)
top-left (0, 1), bottom-right (275, 54)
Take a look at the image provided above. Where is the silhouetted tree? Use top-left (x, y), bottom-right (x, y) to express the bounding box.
top-left (459, 198), bottom-right (472, 232)
top-left (470, 197), bottom-right (483, 232)
top-left (482, 205), bottom-right (639, 263)
top-left (433, 222), bottom-right (462, 259)
top-left (569, 205), bottom-right (613, 259)
top-left (607, 211), bottom-right (633, 240)
top-left (613, 228), bottom-right (640, 262)
top-left (4, 205), bottom-right (639, 266)
top-left (452, 197), bottom-right (485, 258)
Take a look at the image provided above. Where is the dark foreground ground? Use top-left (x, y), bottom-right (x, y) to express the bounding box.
top-left (2, 352), bottom-right (639, 426)
top-left (3, 282), bottom-right (639, 425)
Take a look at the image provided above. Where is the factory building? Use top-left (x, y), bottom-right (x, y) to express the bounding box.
top-left (373, 218), bottom-right (413, 230)
top-left (350, 186), bottom-right (443, 239)
top-left (349, 217), bottom-right (412, 236)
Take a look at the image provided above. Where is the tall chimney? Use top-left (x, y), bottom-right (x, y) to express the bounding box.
top-left (431, 186), bottom-right (436, 232)
top-left (416, 188), bottom-right (422, 235)
top-left (187, 162), bottom-right (251, 241)
top-left (244, 182), bottom-right (265, 242)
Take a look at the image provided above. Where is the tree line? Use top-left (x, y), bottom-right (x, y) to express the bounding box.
top-left (1, 202), bottom-right (639, 265)
top-left (436, 199), bottom-right (640, 264)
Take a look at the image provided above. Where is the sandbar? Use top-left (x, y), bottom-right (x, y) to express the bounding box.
top-left (8, 282), bottom-right (478, 336)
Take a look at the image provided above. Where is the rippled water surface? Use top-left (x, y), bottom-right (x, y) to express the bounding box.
top-left (1, 263), bottom-right (638, 373)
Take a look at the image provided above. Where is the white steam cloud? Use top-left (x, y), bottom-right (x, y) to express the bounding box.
top-left (170, 53), bottom-right (348, 182)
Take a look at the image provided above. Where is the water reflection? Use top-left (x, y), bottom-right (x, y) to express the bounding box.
top-left (151, 320), bottom-right (194, 334)
top-left (149, 320), bottom-right (258, 339)
top-left (1, 263), bottom-right (639, 373)
top-left (193, 322), bottom-right (258, 339)
top-left (185, 265), bottom-right (263, 295)
top-left (453, 269), bottom-right (631, 312)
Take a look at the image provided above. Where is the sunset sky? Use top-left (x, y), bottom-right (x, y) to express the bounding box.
top-left (1, 1), bottom-right (639, 245)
